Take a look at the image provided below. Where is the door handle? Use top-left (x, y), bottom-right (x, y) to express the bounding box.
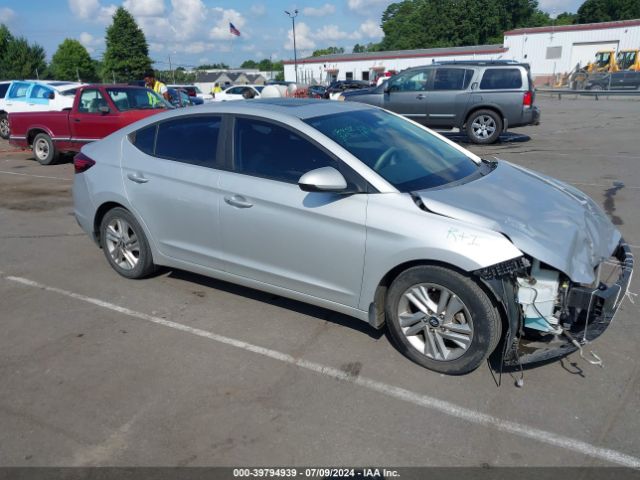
top-left (73, 118), bottom-right (81, 122)
top-left (127, 173), bottom-right (149, 184)
top-left (416, 94), bottom-right (426, 100)
top-left (224, 195), bottom-right (253, 208)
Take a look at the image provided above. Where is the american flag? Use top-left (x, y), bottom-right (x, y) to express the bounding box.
top-left (229, 23), bottom-right (241, 36)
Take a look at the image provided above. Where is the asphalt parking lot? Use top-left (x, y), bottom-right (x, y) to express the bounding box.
top-left (1, 96), bottom-right (639, 468)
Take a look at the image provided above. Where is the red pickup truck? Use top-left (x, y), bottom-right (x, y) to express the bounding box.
top-left (9, 84), bottom-right (171, 165)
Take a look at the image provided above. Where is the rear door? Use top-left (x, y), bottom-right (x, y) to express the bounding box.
top-left (382, 68), bottom-right (433, 122)
top-left (425, 68), bottom-right (474, 127)
top-left (27, 84), bottom-right (54, 112)
top-left (475, 68), bottom-right (526, 124)
top-left (122, 115), bottom-right (226, 269)
top-left (217, 116), bottom-right (368, 307)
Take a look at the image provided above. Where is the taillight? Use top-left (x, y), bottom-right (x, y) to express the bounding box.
top-left (74, 152), bottom-right (95, 174)
top-left (523, 91), bottom-right (533, 107)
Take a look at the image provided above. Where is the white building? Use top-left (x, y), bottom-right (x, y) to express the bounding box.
top-left (503, 19), bottom-right (640, 84)
top-left (284, 44), bottom-right (507, 85)
top-left (284, 18), bottom-right (640, 86)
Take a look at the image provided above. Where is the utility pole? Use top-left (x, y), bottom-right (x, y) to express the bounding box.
top-left (112, 71), bottom-right (116, 83)
top-left (35, 68), bottom-right (39, 80)
top-left (285, 10), bottom-right (299, 84)
top-left (76, 67), bottom-right (81, 83)
top-left (169, 55), bottom-right (176, 84)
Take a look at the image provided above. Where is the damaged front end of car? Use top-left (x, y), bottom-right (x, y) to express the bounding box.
top-left (474, 241), bottom-right (634, 368)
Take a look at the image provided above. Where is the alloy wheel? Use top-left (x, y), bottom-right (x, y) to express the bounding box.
top-left (471, 115), bottom-right (496, 140)
top-left (397, 283), bottom-right (473, 361)
top-left (105, 218), bottom-right (140, 270)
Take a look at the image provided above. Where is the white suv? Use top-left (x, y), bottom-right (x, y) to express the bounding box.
top-left (1, 81), bottom-right (83, 139)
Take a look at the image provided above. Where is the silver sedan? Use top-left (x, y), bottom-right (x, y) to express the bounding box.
top-left (73, 99), bottom-right (632, 375)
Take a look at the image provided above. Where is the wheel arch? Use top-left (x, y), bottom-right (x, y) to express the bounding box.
top-left (464, 104), bottom-right (505, 127)
top-left (93, 201), bottom-right (129, 246)
top-left (27, 128), bottom-right (51, 146)
top-left (369, 259), bottom-right (509, 341)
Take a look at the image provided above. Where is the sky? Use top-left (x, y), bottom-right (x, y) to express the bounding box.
top-left (0, 0), bottom-right (585, 69)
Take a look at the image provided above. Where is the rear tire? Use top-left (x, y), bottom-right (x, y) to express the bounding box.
top-left (466, 109), bottom-right (502, 145)
top-left (99, 207), bottom-right (156, 279)
top-left (385, 265), bottom-right (501, 375)
top-left (32, 133), bottom-right (59, 165)
top-left (0, 113), bottom-right (9, 139)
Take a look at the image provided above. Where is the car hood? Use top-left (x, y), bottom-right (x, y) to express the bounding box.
top-left (416, 161), bottom-right (620, 284)
top-left (341, 87), bottom-right (377, 97)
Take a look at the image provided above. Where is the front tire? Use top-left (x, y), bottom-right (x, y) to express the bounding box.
top-left (99, 207), bottom-right (156, 279)
top-left (385, 265), bottom-right (501, 375)
top-left (466, 109), bottom-right (502, 145)
top-left (0, 114), bottom-right (9, 139)
top-left (32, 133), bottom-right (59, 165)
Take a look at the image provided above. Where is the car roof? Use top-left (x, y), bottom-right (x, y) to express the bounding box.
top-left (144, 98), bottom-right (374, 122)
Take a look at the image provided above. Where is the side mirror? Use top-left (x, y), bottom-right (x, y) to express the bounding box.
top-left (98, 105), bottom-right (110, 114)
top-left (471, 82), bottom-right (479, 90)
top-left (48, 92), bottom-right (55, 100)
top-left (298, 166), bottom-right (348, 193)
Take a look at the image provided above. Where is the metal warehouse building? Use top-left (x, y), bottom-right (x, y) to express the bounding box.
top-left (283, 18), bottom-right (640, 86)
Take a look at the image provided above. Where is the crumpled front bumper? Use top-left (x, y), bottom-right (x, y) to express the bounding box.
top-left (507, 241), bottom-right (634, 366)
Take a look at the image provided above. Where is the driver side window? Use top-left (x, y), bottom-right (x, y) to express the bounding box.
top-left (388, 69), bottom-right (432, 92)
top-left (233, 118), bottom-right (337, 184)
top-left (79, 89), bottom-right (108, 114)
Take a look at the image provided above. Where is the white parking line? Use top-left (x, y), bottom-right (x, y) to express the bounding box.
top-left (0, 170), bottom-right (71, 181)
top-left (4, 274), bottom-right (640, 468)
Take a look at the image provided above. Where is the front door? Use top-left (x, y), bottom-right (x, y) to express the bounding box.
top-left (218, 116), bottom-right (368, 307)
top-left (122, 115), bottom-right (226, 269)
top-left (70, 89), bottom-right (122, 141)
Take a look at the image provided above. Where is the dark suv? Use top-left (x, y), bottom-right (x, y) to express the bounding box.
top-left (326, 80), bottom-right (370, 98)
top-left (341, 61), bottom-right (540, 144)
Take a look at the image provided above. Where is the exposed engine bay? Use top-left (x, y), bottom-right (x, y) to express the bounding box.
top-left (475, 241), bottom-right (634, 368)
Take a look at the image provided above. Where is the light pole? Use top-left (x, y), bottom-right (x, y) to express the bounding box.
top-left (285, 9), bottom-right (299, 83)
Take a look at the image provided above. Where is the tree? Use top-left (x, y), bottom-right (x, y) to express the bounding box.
top-left (555, 12), bottom-right (577, 25)
top-left (197, 63), bottom-right (229, 70)
top-left (312, 46), bottom-right (345, 57)
top-left (101, 7), bottom-right (152, 82)
top-left (49, 39), bottom-right (97, 82)
top-left (241, 60), bottom-right (258, 69)
top-left (377, 0), bottom-right (552, 51)
top-left (576, 0), bottom-right (640, 23)
top-left (0, 25), bottom-right (47, 80)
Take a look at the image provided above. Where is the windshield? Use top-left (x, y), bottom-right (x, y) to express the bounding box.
top-left (106, 88), bottom-right (171, 111)
top-left (255, 86), bottom-right (265, 93)
top-left (307, 109), bottom-right (479, 191)
top-left (595, 52), bottom-right (611, 68)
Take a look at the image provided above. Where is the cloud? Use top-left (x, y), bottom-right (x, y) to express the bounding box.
top-left (316, 24), bottom-right (352, 41)
top-left (0, 7), bottom-right (16, 24)
top-left (303, 4), bottom-right (336, 17)
top-left (78, 31), bottom-right (103, 53)
top-left (250, 4), bottom-right (266, 17)
top-left (358, 19), bottom-right (383, 39)
top-left (284, 22), bottom-right (315, 51)
top-left (68, 0), bottom-right (117, 23)
top-left (209, 7), bottom-right (247, 39)
top-left (347, 0), bottom-right (394, 14)
top-left (123, 0), bottom-right (163, 16)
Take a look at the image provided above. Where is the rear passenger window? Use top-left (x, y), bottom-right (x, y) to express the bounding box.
top-left (234, 118), bottom-right (336, 183)
top-left (132, 124), bottom-right (156, 155)
top-left (432, 69), bottom-right (474, 90)
top-left (480, 68), bottom-right (523, 90)
top-left (0, 83), bottom-right (11, 98)
top-left (155, 116), bottom-right (221, 167)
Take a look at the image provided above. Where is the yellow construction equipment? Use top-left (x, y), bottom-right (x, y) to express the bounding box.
top-left (585, 50), bottom-right (618, 73)
top-left (616, 49), bottom-right (640, 71)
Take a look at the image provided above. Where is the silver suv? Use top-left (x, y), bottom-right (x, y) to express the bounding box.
top-left (341, 61), bottom-right (540, 144)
